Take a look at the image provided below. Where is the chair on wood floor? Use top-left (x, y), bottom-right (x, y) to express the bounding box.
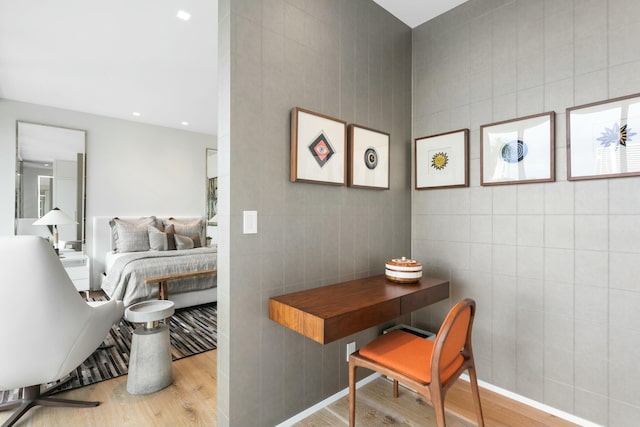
top-left (0, 236), bottom-right (124, 427)
top-left (349, 298), bottom-right (484, 427)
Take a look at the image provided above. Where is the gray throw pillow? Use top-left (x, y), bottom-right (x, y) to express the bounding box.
top-left (148, 226), bottom-right (169, 251)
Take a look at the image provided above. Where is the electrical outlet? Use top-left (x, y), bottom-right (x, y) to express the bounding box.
top-left (346, 341), bottom-right (356, 362)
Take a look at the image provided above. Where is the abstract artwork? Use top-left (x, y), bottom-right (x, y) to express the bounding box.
top-left (480, 112), bottom-right (555, 186)
top-left (567, 92), bottom-right (640, 180)
top-left (415, 129), bottom-right (469, 190)
top-left (348, 124), bottom-right (390, 189)
top-left (290, 107), bottom-right (347, 185)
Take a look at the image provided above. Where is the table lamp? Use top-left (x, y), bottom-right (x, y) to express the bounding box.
top-left (33, 207), bottom-right (77, 254)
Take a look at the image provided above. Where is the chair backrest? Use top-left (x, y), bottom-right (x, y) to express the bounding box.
top-left (430, 298), bottom-right (476, 385)
top-left (0, 236), bottom-right (94, 388)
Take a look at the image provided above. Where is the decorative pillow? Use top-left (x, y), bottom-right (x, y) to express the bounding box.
top-left (148, 226), bottom-right (170, 251)
top-left (174, 234), bottom-right (194, 250)
top-left (109, 216), bottom-right (156, 253)
top-left (163, 218), bottom-right (204, 243)
top-left (164, 224), bottom-right (177, 251)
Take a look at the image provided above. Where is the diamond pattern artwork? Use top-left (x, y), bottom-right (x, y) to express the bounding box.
top-left (308, 131), bottom-right (335, 167)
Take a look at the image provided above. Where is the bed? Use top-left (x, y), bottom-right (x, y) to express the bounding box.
top-left (92, 216), bottom-right (217, 308)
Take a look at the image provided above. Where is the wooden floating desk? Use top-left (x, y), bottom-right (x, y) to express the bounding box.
top-left (268, 275), bottom-right (449, 344)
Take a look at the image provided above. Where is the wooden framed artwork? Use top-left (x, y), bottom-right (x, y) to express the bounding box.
top-left (415, 129), bottom-right (469, 190)
top-left (348, 124), bottom-right (390, 189)
top-left (290, 107), bottom-right (347, 185)
top-left (480, 112), bottom-right (555, 186)
top-left (567, 92), bottom-right (640, 181)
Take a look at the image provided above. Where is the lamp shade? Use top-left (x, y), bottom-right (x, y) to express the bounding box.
top-left (33, 208), bottom-right (77, 226)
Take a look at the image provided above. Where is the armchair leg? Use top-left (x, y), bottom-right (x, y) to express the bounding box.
top-left (0, 385), bottom-right (100, 427)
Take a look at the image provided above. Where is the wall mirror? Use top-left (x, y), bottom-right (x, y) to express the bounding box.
top-left (206, 148), bottom-right (218, 246)
top-left (15, 121), bottom-right (87, 251)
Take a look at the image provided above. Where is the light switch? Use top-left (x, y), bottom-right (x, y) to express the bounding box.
top-left (243, 211), bottom-right (258, 234)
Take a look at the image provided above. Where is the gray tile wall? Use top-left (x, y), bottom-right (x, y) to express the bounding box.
top-left (412, 0), bottom-right (640, 425)
top-left (218, 1), bottom-right (412, 425)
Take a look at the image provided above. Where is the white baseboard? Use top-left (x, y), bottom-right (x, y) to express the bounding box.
top-left (274, 373), bottom-right (381, 427)
top-left (458, 373), bottom-right (603, 427)
top-left (276, 372), bottom-right (603, 427)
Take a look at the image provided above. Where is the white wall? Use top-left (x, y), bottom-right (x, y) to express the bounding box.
top-left (0, 99), bottom-right (216, 286)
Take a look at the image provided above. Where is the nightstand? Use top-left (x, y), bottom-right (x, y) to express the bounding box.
top-left (60, 251), bottom-right (90, 292)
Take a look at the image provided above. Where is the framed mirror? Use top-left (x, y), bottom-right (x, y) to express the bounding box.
top-left (15, 121), bottom-right (87, 251)
top-left (206, 148), bottom-right (217, 246)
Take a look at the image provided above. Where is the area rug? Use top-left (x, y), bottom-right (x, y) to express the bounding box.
top-left (0, 302), bottom-right (217, 404)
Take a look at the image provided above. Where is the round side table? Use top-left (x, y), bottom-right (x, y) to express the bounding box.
top-left (125, 300), bottom-right (175, 395)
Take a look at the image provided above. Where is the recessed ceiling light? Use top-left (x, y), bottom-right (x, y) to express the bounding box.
top-left (177, 10), bottom-right (191, 21)
top-left (181, 121), bottom-right (189, 126)
top-left (132, 112), bottom-right (141, 117)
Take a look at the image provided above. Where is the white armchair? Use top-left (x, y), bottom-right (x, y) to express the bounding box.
top-left (0, 236), bottom-right (124, 427)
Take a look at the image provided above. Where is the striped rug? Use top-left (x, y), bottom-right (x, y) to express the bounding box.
top-left (0, 302), bottom-right (216, 403)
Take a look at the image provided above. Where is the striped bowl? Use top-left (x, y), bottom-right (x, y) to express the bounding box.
top-left (385, 257), bottom-right (422, 284)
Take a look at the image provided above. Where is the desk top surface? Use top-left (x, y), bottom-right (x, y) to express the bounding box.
top-left (270, 275), bottom-right (449, 318)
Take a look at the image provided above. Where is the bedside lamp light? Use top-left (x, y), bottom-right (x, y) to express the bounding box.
top-left (33, 208), bottom-right (77, 253)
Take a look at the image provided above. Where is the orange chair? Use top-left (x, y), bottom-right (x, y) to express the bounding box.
top-left (348, 298), bottom-right (484, 427)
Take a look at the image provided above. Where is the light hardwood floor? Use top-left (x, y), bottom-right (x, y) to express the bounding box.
top-left (0, 350), bottom-right (216, 427)
top-left (295, 377), bottom-right (579, 427)
top-left (1, 350), bottom-right (579, 427)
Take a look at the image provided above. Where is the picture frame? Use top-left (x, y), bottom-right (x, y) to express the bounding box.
top-left (480, 111), bottom-right (555, 186)
top-left (567, 92), bottom-right (640, 181)
top-left (415, 129), bottom-right (469, 190)
top-left (348, 124), bottom-right (390, 189)
top-left (290, 107), bottom-right (347, 185)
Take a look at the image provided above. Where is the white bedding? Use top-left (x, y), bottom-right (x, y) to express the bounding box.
top-left (104, 251), bottom-right (129, 274)
top-left (101, 247), bottom-right (217, 307)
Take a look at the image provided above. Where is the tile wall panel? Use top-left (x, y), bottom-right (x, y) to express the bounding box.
top-left (412, 0), bottom-right (640, 425)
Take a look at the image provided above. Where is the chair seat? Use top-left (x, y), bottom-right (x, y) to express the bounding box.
top-left (360, 330), bottom-right (434, 383)
top-left (359, 330), bottom-right (465, 384)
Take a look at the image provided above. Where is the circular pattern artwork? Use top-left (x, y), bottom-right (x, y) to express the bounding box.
top-left (500, 139), bottom-right (528, 163)
top-left (431, 152), bottom-right (448, 170)
top-left (364, 147), bottom-right (378, 170)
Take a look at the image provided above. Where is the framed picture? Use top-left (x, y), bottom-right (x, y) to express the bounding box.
top-left (480, 112), bottom-right (555, 186)
top-left (415, 129), bottom-right (469, 190)
top-left (348, 124), bottom-right (390, 189)
top-left (290, 107), bottom-right (347, 185)
top-left (567, 93), bottom-right (640, 181)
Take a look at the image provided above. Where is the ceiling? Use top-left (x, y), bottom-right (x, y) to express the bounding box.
top-left (0, 1), bottom-right (465, 137)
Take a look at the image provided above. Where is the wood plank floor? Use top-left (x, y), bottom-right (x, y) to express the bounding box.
top-left (1, 350), bottom-right (579, 427)
top-left (295, 377), bottom-right (579, 427)
top-left (0, 350), bottom-right (216, 427)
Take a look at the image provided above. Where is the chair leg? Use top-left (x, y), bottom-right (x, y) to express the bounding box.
top-left (0, 384), bottom-right (100, 427)
top-left (348, 358), bottom-right (356, 427)
top-left (430, 384), bottom-right (447, 427)
top-left (393, 379), bottom-right (399, 398)
top-left (467, 366), bottom-right (485, 427)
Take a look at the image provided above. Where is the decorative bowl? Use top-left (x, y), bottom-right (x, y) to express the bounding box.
top-left (385, 257), bottom-right (422, 284)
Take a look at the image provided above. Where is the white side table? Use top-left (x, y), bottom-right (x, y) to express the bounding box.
top-left (59, 251), bottom-right (90, 292)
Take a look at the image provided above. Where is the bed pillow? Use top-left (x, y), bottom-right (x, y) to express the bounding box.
top-left (148, 226), bottom-right (170, 251)
top-left (174, 234), bottom-right (194, 250)
top-left (163, 218), bottom-right (204, 243)
top-left (164, 224), bottom-right (177, 250)
top-left (109, 216), bottom-right (156, 253)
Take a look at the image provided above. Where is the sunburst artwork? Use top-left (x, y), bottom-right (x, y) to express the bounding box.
top-left (415, 129), bottom-right (468, 189)
top-left (431, 152), bottom-right (449, 170)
